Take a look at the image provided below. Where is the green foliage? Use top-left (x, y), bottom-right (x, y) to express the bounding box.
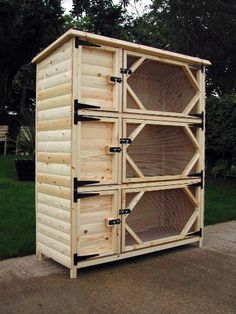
top-left (0, 0), bottom-right (64, 115)
top-left (206, 93), bottom-right (236, 174)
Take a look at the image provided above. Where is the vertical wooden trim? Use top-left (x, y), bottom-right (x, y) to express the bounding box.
top-left (122, 119), bottom-right (127, 183)
top-left (122, 50), bottom-right (127, 113)
top-left (117, 186), bottom-right (122, 254)
top-left (70, 38), bottom-right (79, 278)
top-left (199, 67), bottom-right (206, 247)
top-left (35, 64), bottom-right (39, 258)
top-left (118, 117), bottom-right (122, 185)
top-left (121, 188), bottom-right (126, 252)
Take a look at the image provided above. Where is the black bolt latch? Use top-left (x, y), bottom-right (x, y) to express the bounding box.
top-left (109, 147), bottom-right (122, 153)
top-left (74, 100), bottom-right (100, 124)
top-left (110, 76), bottom-right (122, 83)
top-left (108, 219), bottom-right (121, 226)
top-left (120, 138), bottom-right (132, 144)
top-left (119, 208), bottom-right (131, 215)
top-left (120, 68), bottom-right (132, 75)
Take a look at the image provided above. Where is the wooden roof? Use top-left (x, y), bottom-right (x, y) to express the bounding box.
top-left (32, 29), bottom-right (211, 66)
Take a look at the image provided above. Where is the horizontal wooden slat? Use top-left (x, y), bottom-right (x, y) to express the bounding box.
top-left (37, 222), bottom-right (70, 245)
top-left (37, 193), bottom-right (71, 211)
top-left (38, 202), bottom-right (70, 222)
top-left (37, 233), bottom-right (70, 256)
top-left (38, 59), bottom-right (71, 80)
top-left (38, 106), bottom-right (71, 121)
top-left (37, 118), bottom-right (71, 131)
top-left (37, 152), bottom-right (71, 165)
top-left (38, 212), bottom-right (70, 234)
top-left (37, 173), bottom-right (71, 188)
top-left (37, 162), bottom-right (71, 176)
top-left (37, 141), bottom-right (71, 153)
top-left (37, 130), bottom-right (71, 142)
top-left (37, 242), bottom-right (71, 268)
top-left (38, 82), bottom-right (71, 101)
top-left (37, 183), bottom-right (71, 200)
top-left (38, 94), bottom-right (71, 111)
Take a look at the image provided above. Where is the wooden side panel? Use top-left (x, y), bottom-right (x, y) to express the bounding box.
top-left (78, 189), bottom-right (119, 257)
top-left (36, 39), bottom-right (73, 268)
top-left (79, 45), bottom-right (121, 112)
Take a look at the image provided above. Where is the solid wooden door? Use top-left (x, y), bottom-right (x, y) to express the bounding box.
top-left (77, 116), bottom-right (121, 185)
top-left (77, 44), bottom-right (122, 112)
top-left (77, 189), bottom-right (119, 257)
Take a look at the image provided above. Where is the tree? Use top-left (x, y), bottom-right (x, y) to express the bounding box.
top-left (70, 0), bottom-right (132, 39)
top-left (129, 0), bottom-right (236, 96)
top-left (206, 93), bottom-right (236, 175)
top-left (0, 0), bottom-right (64, 115)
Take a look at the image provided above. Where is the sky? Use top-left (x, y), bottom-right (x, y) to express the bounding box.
top-left (61, 0), bottom-right (151, 15)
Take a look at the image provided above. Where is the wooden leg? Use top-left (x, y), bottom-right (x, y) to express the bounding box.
top-left (37, 252), bottom-right (46, 261)
top-left (70, 267), bottom-right (77, 279)
top-left (198, 238), bottom-right (203, 248)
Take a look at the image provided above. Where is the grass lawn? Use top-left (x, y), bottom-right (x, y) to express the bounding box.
top-left (0, 155), bottom-right (236, 260)
top-left (0, 155), bottom-right (35, 260)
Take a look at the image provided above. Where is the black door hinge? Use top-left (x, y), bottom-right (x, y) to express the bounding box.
top-left (110, 76), bottom-right (122, 83)
top-left (74, 177), bottom-right (100, 189)
top-left (108, 219), bottom-right (121, 226)
top-left (120, 138), bottom-right (132, 144)
top-left (189, 121), bottom-right (204, 130)
top-left (74, 100), bottom-right (100, 110)
top-left (187, 171), bottom-right (204, 189)
top-left (73, 253), bottom-right (99, 265)
top-left (109, 147), bottom-right (122, 153)
top-left (187, 228), bottom-right (202, 238)
top-left (119, 208), bottom-right (131, 215)
top-left (191, 111), bottom-right (204, 120)
top-left (74, 100), bottom-right (100, 124)
top-left (189, 63), bottom-right (204, 73)
top-left (120, 68), bottom-right (132, 75)
top-left (75, 37), bottom-right (101, 48)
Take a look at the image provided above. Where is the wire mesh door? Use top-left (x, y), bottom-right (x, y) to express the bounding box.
top-left (121, 184), bottom-right (201, 252)
top-left (122, 119), bottom-right (200, 183)
top-left (122, 50), bottom-right (201, 117)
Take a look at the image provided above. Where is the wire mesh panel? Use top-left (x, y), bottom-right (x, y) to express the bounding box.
top-left (122, 185), bottom-right (199, 251)
top-left (123, 119), bottom-right (200, 183)
top-left (123, 51), bottom-right (200, 117)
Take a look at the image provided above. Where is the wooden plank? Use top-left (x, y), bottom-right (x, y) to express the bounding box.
top-left (180, 209), bottom-right (199, 236)
top-left (37, 106), bottom-right (71, 121)
top-left (38, 202), bottom-right (70, 222)
top-left (127, 191), bottom-right (145, 211)
top-left (182, 66), bottom-right (199, 91)
top-left (37, 130), bottom-right (71, 142)
top-left (37, 118), bottom-right (71, 131)
top-left (37, 173), bottom-right (71, 188)
top-left (37, 183), bottom-right (71, 200)
top-left (38, 94), bottom-right (71, 111)
top-left (126, 153), bottom-right (144, 178)
top-left (37, 242), bottom-right (71, 268)
top-left (127, 84), bottom-right (145, 110)
top-left (37, 193), bottom-right (71, 211)
top-left (37, 152), bottom-right (71, 164)
top-left (125, 224), bottom-right (143, 244)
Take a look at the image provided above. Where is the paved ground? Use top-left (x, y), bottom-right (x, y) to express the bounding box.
top-left (0, 221), bottom-right (235, 314)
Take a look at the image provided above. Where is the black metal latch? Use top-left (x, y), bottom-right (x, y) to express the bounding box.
top-left (110, 76), bottom-right (122, 83)
top-left (120, 68), bottom-right (132, 75)
top-left (108, 219), bottom-right (121, 226)
top-left (119, 208), bottom-right (131, 215)
top-left (109, 147), bottom-right (122, 153)
top-left (73, 253), bottom-right (99, 265)
top-left (120, 138), bottom-right (132, 144)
